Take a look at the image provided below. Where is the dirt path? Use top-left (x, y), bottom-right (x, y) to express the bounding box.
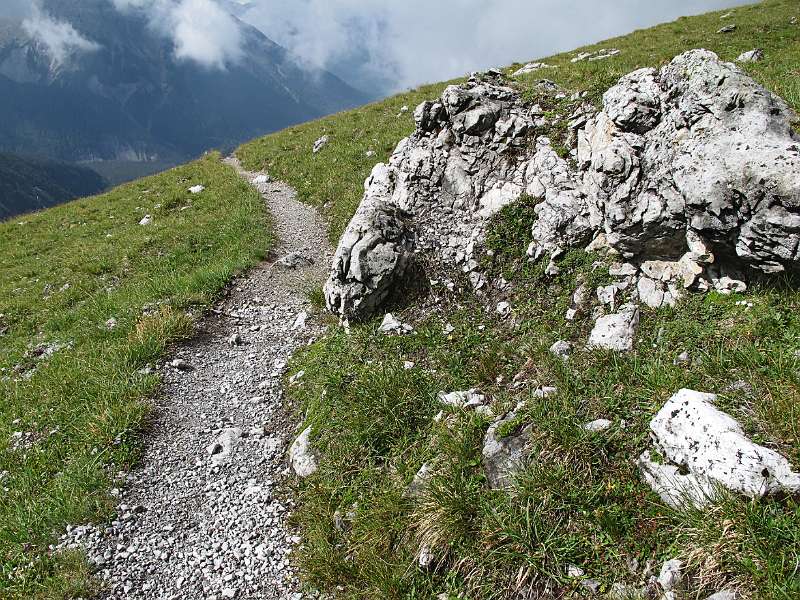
top-left (58, 158), bottom-right (332, 599)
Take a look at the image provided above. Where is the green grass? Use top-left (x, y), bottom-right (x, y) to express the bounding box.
top-left (237, 0), bottom-right (800, 243)
top-left (288, 246), bottom-right (800, 598)
top-left (0, 153), bottom-right (271, 598)
top-left (258, 1), bottom-right (800, 598)
top-left (4, 0), bottom-right (800, 598)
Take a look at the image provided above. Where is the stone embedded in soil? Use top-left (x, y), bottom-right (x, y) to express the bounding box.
top-left (289, 426), bottom-right (318, 478)
top-left (587, 306), bottom-right (639, 352)
top-left (482, 411), bottom-right (533, 490)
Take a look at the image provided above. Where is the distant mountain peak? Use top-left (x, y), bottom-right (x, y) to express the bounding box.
top-left (0, 0), bottom-right (367, 165)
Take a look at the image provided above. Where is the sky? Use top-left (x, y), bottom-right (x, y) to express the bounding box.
top-left (1, 0), bottom-right (750, 93)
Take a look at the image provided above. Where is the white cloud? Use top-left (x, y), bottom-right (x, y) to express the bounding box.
top-left (172, 0), bottom-right (244, 67)
top-left (111, 0), bottom-right (244, 69)
top-left (21, 5), bottom-right (100, 68)
top-left (240, 0), bottom-right (751, 95)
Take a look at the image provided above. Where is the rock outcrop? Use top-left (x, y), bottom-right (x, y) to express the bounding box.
top-left (325, 71), bottom-right (580, 322)
top-left (326, 50), bottom-right (800, 322)
top-left (533, 49), bottom-right (800, 306)
top-left (325, 177), bottom-right (415, 320)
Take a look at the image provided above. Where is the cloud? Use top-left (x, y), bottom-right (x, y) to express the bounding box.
top-left (21, 5), bottom-right (100, 67)
top-left (112, 0), bottom-right (244, 69)
top-left (0, 0), bottom-right (36, 20)
top-left (239, 0), bottom-right (751, 95)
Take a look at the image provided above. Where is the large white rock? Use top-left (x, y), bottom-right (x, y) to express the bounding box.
top-left (641, 389), bottom-right (800, 507)
top-left (587, 305), bottom-right (639, 351)
top-left (638, 452), bottom-right (716, 509)
top-left (324, 170), bottom-right (415, 322)
top-left (325, 71), bottom-right (583, 321)
top-left (289, 426), bottom-right (318, 478)
top-left (534, 49), bottom-right (800, 279)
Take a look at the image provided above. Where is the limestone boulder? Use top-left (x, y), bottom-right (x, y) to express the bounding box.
top-left (639, 389), bottom-right (800, 508)
top-left (325, 71), bottom-right (579, 321)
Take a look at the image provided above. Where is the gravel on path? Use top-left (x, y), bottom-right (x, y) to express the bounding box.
top-left (56, 157), bottom-right (332, 599)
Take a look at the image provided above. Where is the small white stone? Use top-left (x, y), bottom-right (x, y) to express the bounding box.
top-left (418, 544), bottom-right (435, 568)
top-left (171, 358), bottom-right (190, 370)
top-left (567, 565), bottom-right (585, 578)
top-left (312, 135), bottom-right (330, 153)
top-left (293, 311), bottom-right (308, 330)
top-left (658, 559), bottom-right (683, 591)
top-left (379, 313), bottom-right (413, 335)
top-left (534, 386), bottom-right (558, 398)
top-left (289, 426), bottom-right (318, 477)
top-left (583, 419), bottom-right (612, 433)
top-left (496, 301), bottom-right (512, 317)
top-left (512, 62), bottom-right (553, 77)
top-left (549, 340), bottom-right (572, 361)
top-left (588, 306), bottom-right (639, 352)
top-left (438, 389), bottom-right (485, 408)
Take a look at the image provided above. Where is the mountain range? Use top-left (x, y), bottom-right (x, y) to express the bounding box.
top-left (0, 0), bottom-right (367, 219)
top-left (0, 153), bottom-right (107, 220)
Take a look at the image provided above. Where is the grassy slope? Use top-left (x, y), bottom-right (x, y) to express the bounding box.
top-left (0, 154), bottom-right (271, 598)
top-left (238, 1), bottom-right (800, 598)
